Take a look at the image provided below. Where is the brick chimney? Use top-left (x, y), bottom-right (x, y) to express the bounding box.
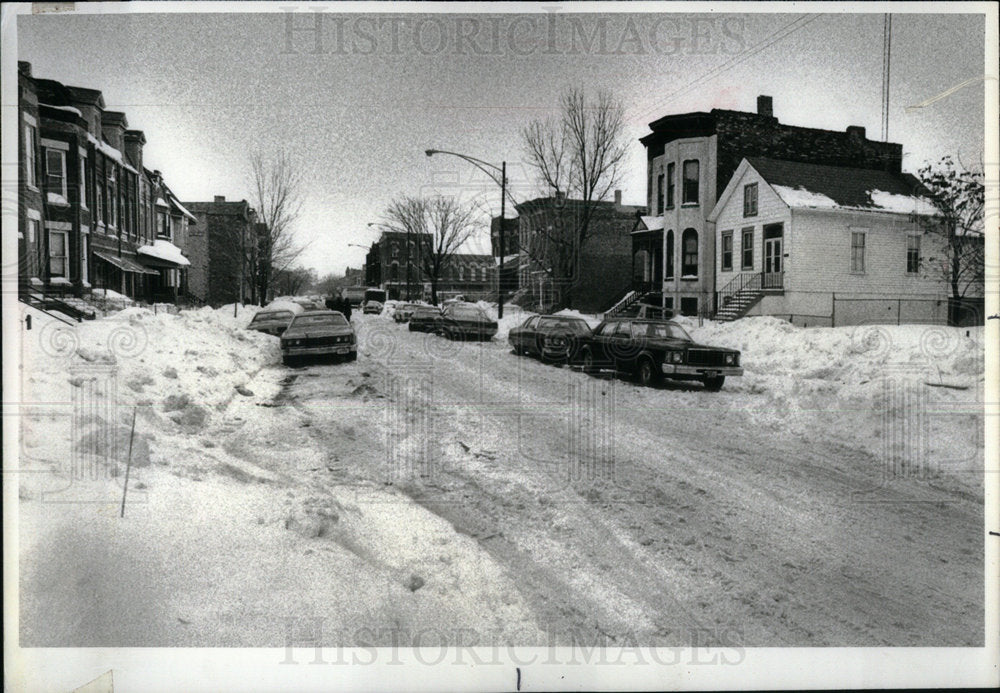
top-left (123, 130), bottom-right (146, 171)
top-left (757, 95), bottom-right (773, 117)
top-left (846, 125), bottom-right (866, 141)
top-left (614, 189), bottom-right (622, 206)
top-left (214, 195), bottom-right (226, 203)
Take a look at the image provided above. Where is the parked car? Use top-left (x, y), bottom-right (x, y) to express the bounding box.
top-left (292, 297), bottom-right (323, 311)
top-left (509, 314), bottom-right (593, 362)
top-left (578, 317), bottom-right (742, 390)
top-left (394, 303), bottom-right (422, 323)
top-left (408, 306), bottom-right (442, 332)
top-left (436, 303), bottom-right (498, 341)
top-left (362, 300), bottom-right (384, 315)
top-left (246, 301), bottom-right (304, 336)
top-left (280, 310), bottom-right (357, 365)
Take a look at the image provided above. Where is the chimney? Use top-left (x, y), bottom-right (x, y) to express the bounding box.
top-left (18, 61), bottom-right (31, 77)
top-left (214, 195), bottom-right (226, 203)
top-left (757, 95), bottom-right (773, 117)
top-left (846, 125), bottom-right (866, 141)
top-left (123, 130), bottom-right (146, 171)
top-left (614, 189), bottom-right (622, 206)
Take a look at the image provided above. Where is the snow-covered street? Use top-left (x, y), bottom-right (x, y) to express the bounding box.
top-left (15, 305), bottom-right (985, 647)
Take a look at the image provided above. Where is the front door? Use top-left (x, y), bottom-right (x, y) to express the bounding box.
top-left (763, 224), bottom-right (783, 289)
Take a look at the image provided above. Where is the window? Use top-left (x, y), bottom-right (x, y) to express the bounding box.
top-left (851, 231), bottom-right (866, 273)
top-left (665, 230), bottom-right (674, 279)
top-left (681, 228), bottom-right (698, 277)
top-left (741, 227), bottom-right (754, 270)
top-left (390, 263), bottom-right (399, 281)
top-left (597, 322), bottom-right (618, 337)
top-left (682, 160), bottom-right (699, 205)
top-left (107, 168), bottom-right (117, 227)
top-left (45, 149), bottom-right (67, 198)
top-left (666, 162), bottom-right (675, 209)
top-left (525, 316), bottom-right (539, 329)
top-left (656, 173), bottom-right (665, 214)
top-left (79, 154), bottom-right (89, 209)
top-left (907, 235), bottom-right (921, 274)
top-left (158, 211), bottom-right (169, 239)
top-left (614, 321), bottom-right (633, 337)
top-left (680, 297), bottom-right (698, 316)
top-left (48, 229), bottom-right (68, 278)
top-left (81, 235), bottom-right (89, 285)
top-left (721, 231), bottom-right (733, 272)
top-left (391, 242), bottom-right (399, 258)
top-left (28, 218), bottom-right (39, 244)
top-left (743, 183), bottom-right (758, 217)
top-left (24, 123), bottom-right (38, 188)
top-left (95, 181), bottom-right (104, 224)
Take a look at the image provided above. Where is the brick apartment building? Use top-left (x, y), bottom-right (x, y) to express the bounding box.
top-left (636, 95), bottom-right (905, 317)
top-left (17, 62), bottom-right (195, 304)
top-left (183, 196), bottom-right (259, 306)
top-left (514, 190), bottom-right (646, 313)
top-left (365, 230), bottom-right (495, 302)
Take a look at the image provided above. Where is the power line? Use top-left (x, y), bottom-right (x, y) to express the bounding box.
top-left (634, 14), bottom-right (821, 124)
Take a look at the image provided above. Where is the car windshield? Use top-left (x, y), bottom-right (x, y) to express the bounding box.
top-left (632, 322), bottom-right (692, 341)
top-left (290, 313), bottom-right (348, 327)
top-left (538, 317), bottom-right (590, 333)
top-left (252, 310), bottom-right (292, 323)
top-left (413, 308), bottom-right (439, 317)
top-left (451, 307), bottom-right (487, 319)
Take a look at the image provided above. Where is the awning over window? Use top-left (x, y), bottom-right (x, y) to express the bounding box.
top-left (137, 239), bottom-right (191, 268)
top-left (93, 250), bottom-right (159, 274)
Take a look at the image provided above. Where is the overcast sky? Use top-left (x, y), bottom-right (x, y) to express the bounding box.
top-left (16, 5), bottom-right (987, 276)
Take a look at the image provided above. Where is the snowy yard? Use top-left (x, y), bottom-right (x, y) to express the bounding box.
top-left (13, 303), bottom-right (985, 647)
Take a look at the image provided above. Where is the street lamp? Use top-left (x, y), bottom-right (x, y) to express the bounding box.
top-left (425, 149), bottom-right (509, 319)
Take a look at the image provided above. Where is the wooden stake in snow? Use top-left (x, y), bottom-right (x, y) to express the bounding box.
top-left (120, 407), bottom-right (137, 518)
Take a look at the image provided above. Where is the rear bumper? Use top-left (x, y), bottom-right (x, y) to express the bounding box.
top-left (282, 344), bottom-right (356, 357)
top-left (661, 364), bottom-right (743, 377)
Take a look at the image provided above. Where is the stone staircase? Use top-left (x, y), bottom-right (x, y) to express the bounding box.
top-left (19, 285), bottom-right (97, 322)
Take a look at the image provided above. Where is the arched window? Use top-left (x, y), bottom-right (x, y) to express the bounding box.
top-left (665, 231), bottom-right (674, 279)
top-left (682, 228), bottom-right (698, 277)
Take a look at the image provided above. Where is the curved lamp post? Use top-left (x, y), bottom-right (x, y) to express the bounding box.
top-left (425, 149), bottom-right (509, 319)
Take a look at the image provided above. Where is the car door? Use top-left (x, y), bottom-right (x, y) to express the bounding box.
top-left (610, 319), bottom-right (636, 371)
top-left (516, 316), bottom-right (537, 351)
top-left (589, 321), bottom-right (618, 366)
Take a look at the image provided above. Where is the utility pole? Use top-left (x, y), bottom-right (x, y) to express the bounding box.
top-left (498, 160), bottom-right (506, 319)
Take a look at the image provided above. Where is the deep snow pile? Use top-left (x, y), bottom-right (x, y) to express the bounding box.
top-left (18, 303), bottom-right (280, 497)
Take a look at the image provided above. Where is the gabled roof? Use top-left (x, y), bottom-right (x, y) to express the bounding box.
top-left (708, 157), bottom-right (938, 221)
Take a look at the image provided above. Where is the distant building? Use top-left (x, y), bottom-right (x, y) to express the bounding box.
top-left (515, 190), bottom-right (646, 313)
top-left (183, 196), bottom-right (257, 306)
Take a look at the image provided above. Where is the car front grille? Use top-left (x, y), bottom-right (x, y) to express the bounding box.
top-left (294, 335), bottom-right (352, 347)
top-left (686, 348), bottom-right (728, 367)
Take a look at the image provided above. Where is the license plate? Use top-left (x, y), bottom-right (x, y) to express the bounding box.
top-left (336, 347), bottom-right (349, 354)
top-left (705, 370), bottom-right (719, 377)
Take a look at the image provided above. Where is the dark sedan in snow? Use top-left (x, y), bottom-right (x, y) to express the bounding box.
top-left (408, 306), bottom-right (442, 332)
top-left (280, 310), bottom-right (357, 365)
top-left (246, 302), bottom-right (303, 336)
top-left (579, 317), bottom-right (742, 390)
top-left (509, 314), bottom-right (593, 362)
top-left (435, 303), bottom-right (498, 341)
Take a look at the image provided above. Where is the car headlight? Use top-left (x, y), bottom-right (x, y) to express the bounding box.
top-left (725, 353), bottom-right (735, 365)
top-left (670, 351), bottom-right (683, 364)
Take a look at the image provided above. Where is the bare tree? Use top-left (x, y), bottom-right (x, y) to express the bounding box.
top-left (520, 87), bottom-right (628, 309)
top-left (247, 151), bottom-right (307, 304)
top-left (271, 265), bottom-right (317, 297)
top-left (916, 156), bottom-right (985, 324)
top-left (382, 195), bottom-right (481, 306)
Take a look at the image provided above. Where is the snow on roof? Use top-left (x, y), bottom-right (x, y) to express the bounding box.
top-left (638, 216), bottom-right (665, 232)
top-left (155, 197), bottom-right (170, 208)
top-left (495, 254), bottom-right (521, 266)
top-left (167, 193), bottom-right (198, 223)
top-left (747, 157), bottom-right (939, 216)
top-left (86, 133), bottom-right (138, 174)
top-left (40, 102), bottom-right (83, 117)
top-left (137, 239), bottom-right (191, 267)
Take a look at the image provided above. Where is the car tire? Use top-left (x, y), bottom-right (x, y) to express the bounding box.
top-left (704, 375), bottom-right (725, 391)
top-left (581, 348), bottom-right (596, 374)
top-left (637, 357), bottom-right (660, 387)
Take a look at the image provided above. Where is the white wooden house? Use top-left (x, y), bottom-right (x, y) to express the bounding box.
top-left (707, 157), bottom-right (947, 326)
